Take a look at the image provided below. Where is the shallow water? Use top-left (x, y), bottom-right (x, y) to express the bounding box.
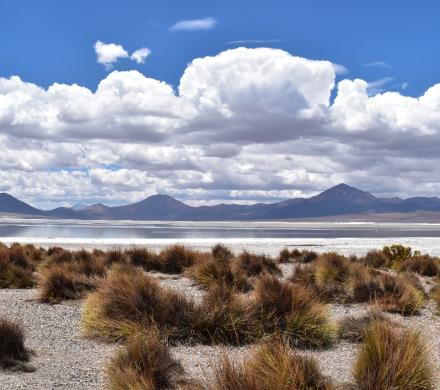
top-left (2, 218), bottom-right (440, 256)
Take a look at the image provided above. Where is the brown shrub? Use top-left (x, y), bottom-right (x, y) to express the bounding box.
top-left (237, 251), bottom-right (281, 277)
top-left (210, 338), bottom-right (334, 390)
top-left (187, 257), bottom-right (251, 292)
top-left (361, 250), bottom-right (390, 268)
top-left (251, 275), bottom-right (336, 348)
top-left (0, 317), bottom-right (33, 371)
top-left (353, 320), bottom-right (434, 390)
top-left (0, 249), bottom-right (35, 288)
top-left (104, 249), bottom-right (129, 267)
top-left (38, 265), bottom-right (96, 303)
top-left (106, 329), bottom-right (185, 390)
top-left (375, 273), bottom-right (424, 315)
top-left (399, 255), bottom-right (440, 277)
top-left (212, 243), bottom-right (234, 262)
top-left (195, 285), bottom-right (256, 345)
top-left (159, 245), bottom-right (205, 273)
top-left (126, 248), bottom-right (162, 271)
top-left (279, 248), bottom-right (318, 263)
top-left (82, 265), bottom-right (197, 342)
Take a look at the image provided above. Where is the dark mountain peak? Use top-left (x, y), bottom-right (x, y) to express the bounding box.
top-left (146, 194), bottom-right (178, 201)
top-left (316, 183), bottom-right (376, 200)
top-left (0, 193), bottom-right (41, 215)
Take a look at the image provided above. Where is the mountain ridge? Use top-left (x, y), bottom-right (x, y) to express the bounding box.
top-left (2, 184), bottom-right (440, 221)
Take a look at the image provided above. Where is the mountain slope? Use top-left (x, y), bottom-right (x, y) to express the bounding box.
top-left (1, 184), bottom-right (440, 221)
top-left (0, 193), bottom-right (43, 215)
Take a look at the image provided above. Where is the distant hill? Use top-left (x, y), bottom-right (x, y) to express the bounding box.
top-left (2, 184), bottom-right (440, 221)
top-left (0, 193), bottom-right (43, 216)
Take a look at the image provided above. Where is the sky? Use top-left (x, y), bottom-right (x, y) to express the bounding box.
top-left (1, 0), bottom-right (440, 208)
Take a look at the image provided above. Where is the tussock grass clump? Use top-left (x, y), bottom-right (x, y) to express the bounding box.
top-left (237, 251), bottom-right (281, 277)
top-left (159, 245), bottom-right (205, 274)
top-left (104, 249), bottom-right (129, 267)
top-left (106, 329), bottom-right (185, 390)
top-left (196, 285), bottom-right (256, 345)
top-left (126, 247), bottom-right (162, 271)
top-left (82, 265), bottom-right (197, 342)
top-left (285, 285), bottom-right (337, 349)
top-left (210, 338), bottom-right (334, 390)
top-left (399, 255), bottom-right (440, 277)
top-left (353, 320), bottom-right (434, 390)
top-left (38, 265), bottom-right (96, 303)
top-left (278, 248), bottom-right (318, 263)
top-left (0, 247), bottom-right (35, 288)
top-left (186, 257), bottom-right (251, 292)
top-left (361, 250), bottom-right (390, 268)
top-left (252, 275), bottom-right (337, 349)
top-left (212, 243), bottom-right (234, 261)
top-left (375, 273), bottom-right (424, 315)
top-left (0, 317), bottom-right (33, 372)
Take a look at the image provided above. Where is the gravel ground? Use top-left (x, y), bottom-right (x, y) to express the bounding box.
top-left (1, 272), bottom-right (439, 389)
top-left (0, 289), bottom-right (116, 390)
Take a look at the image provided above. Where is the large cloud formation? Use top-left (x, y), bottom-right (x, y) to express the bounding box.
top-left (1, 47), bottom-right (440, 208)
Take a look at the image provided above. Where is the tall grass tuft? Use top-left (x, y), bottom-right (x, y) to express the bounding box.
top-left (81, 265), bottom-right (197, 342)
top-left (210, 338), bottom-right (334, 390)
top-left (0, 317), bottom-right (33, 371)
top-left (106, 329), bottom-right (185, 390)
top-left (353, 320), bottom-right (434, 390)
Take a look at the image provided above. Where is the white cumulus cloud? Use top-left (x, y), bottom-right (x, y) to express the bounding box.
top-left (130, 47), bottom-right (151, 64)
top-left (94, 41), bottom-right (129, 69)
top-left (1, 47), bottom-right (440, 207)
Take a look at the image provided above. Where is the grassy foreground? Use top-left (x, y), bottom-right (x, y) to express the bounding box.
top-left (0, 242), bottom-right (439, 388)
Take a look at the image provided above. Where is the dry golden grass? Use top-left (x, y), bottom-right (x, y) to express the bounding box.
top-left (106, 329), bottom-right (186, 390)
top-left (278, 248), bottom-right (318, 263)
top-left (38, 265), bottom-right (96, 304)
top-left (353, 320), bottom-right (434, 390)
top-left (399, 255), bottom-right (440, 277)
top-left (374, 273), bottom-right (424, 315)
top-left (158, 245), bottom-right (206, 274)
top-left (251, 275), bottom-right (337, 349)
top-left (237, 251), bottom-right (281, 277)
top-left (0, 243), bottom-right (43, 288)
top-left (209, 338), bottom-right (334, 390)
top-left (195, 285), bottom-right (257, 345)
top-left (186, 257), bottom-right (251, 292)
top-left (81, 264), bottom-right (197, 342)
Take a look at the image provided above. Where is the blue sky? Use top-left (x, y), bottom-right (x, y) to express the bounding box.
top-left (1, 0), bottom-right (440, 208)
top-left (1, 0), bottom-right (439, 95)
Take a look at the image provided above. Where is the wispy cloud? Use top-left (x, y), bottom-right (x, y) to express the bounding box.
top-left (363, 61), bottom-right (391, 68)
top-left (332, 63), bottom-right (348, 75)
top-left (170, 17), bottom-right (218, 32)
top-left (225, 39), bottom-right (283, 45)
top-left (367, 77), bottom-right (395, 95)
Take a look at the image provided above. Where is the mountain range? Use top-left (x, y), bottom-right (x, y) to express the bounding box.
top-left (2, 184), bottom-right (440, 221)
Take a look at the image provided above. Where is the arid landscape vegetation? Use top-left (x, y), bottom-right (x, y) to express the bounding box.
top-left (0, 241), bottom-right (439, 389)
